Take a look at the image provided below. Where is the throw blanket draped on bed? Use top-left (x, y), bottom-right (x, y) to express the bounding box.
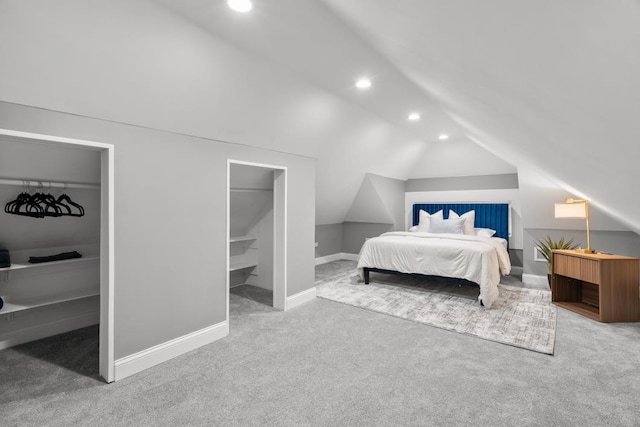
top-left (357, 232), bottom-right (512, 308)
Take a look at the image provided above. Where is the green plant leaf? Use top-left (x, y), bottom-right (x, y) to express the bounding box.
top-left (535, 235), bottom-right (578, 274)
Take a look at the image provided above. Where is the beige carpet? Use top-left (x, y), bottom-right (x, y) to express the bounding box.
top-left (316, 270), bottom-right (557, 354)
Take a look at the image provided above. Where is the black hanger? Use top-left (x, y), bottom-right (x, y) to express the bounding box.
top-left (4, 182), bottom-right (85, 218)
top-left (29, 183), bottom-right (62, 217)
top-left (41, 183), bottom-right (63, 217)
top-left (56, 193), bottom-right (85, 217)
top-left (6, 182), bottom-right (45, 218)
top-left (4, 190), bottom-right (32, 215)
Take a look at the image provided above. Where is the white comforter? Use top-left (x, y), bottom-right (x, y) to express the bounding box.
top-left (357, 232), bottom-right (512, 308)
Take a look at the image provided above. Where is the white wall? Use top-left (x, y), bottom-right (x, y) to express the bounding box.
top-left (407, 139), bottom-right (516, 179)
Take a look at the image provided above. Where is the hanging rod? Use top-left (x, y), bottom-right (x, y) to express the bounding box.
top-left (0, 178), bottom-right (100, 190)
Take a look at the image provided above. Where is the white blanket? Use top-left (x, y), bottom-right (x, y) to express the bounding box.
top-left (357, 232), bottom-right (512, 308)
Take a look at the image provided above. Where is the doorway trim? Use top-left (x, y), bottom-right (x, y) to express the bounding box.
top-left (0, 128), bottom-right (115, 383)
top-left (226, 159), bottom-right (287, 322)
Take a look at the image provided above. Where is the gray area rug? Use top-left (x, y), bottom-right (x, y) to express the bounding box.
top-left (316, 270), bottom-right (557, 354)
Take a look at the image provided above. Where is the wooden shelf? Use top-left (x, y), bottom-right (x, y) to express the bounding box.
top-left (1, 289), bottom-right (99, 315)
top-left (0, 255), bottom-right (99, 272)
top-left (553, 301), bottom-right (600, 322)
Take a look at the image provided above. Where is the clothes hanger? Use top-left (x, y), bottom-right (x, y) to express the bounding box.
top-left (12, 182), bottom-right (45, 218)
top-left (28, 182), bottom-right (50, 217)
top-left (52, 183), bottom-right (73, 216)
top-left (41, 182), bottom-right (63, 217)
top-left (4, 181), bottom-right (32, 214)
top-left (56, 185), bottom-right (85, 217)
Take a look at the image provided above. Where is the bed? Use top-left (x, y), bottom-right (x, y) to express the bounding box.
top-left (357, 203), bottom-right (512, 308)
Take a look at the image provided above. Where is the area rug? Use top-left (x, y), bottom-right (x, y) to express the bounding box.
top-left (316, 271), bottom-right (557, 355)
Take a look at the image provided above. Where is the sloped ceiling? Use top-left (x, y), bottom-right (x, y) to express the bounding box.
top-left (322, 0), bottom-right (640, 233)
top-left (1, 0), bottom-right (638, 233)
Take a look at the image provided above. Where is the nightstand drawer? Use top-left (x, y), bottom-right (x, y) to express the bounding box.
top-left (554, 254), bottom-right (600, 284)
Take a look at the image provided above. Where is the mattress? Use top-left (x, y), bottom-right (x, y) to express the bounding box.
top-left (357, 231), bottom-right (512, 308)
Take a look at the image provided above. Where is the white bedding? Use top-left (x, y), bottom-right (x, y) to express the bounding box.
top-left (357, 231), bottom-right (512, 308)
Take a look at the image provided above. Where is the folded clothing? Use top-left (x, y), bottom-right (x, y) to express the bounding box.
top-left (29, 251), bottom-right (82, 264)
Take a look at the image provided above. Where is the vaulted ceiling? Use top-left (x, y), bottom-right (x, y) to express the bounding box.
top-left (1, 0), bottom-right (638, 233)
top-left (321, 0), bottom-right (640, 234)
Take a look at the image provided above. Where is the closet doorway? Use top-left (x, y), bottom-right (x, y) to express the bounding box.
top-left (226, 160), bottom-right (287, 322)
top-left (0, 129), bottom-right (114, 383)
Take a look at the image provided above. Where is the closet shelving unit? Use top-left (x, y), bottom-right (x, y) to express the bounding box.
top-left (1, 256), bottom-right (100, 316)
top-left (229, 236), bottom-right (258, 286)
top-left (1, 255), bottom-right (99, 273)
top-left (0, 176), bottom-right (100, 336)
top-left (229, 236), bottom-right (257, 272)
top-left (228, 185), bottom-right (271, 288)
top-left (1, 289), bottom-right (100, 316)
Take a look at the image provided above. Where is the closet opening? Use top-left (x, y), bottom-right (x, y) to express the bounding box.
top-left (0, 129), bottom-right (114, 383)
top-left (226, 160), bottom-right (287, 323)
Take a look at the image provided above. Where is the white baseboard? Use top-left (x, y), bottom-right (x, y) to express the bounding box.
top-left (315, 252), bottom-right (358, 265)
top-left (522, 273), bottom-right (549, 287)
top-left (0, 310), bottom-right (99, 351)
top-left (286, 287), bottom-right (316, 310)
top-left (114, 321), bottom-right (228, 381)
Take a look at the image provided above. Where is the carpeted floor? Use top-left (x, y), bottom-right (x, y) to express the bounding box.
top-left (1, 260), bottom-right (640, 426)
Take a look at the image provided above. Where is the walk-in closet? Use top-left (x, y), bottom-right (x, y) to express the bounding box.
top-left (0, 130), bottom-right (113, 381)
top-left (227, 160), bottom-right (287, 315)
top-left (229, 163), bottom-right (275, 308)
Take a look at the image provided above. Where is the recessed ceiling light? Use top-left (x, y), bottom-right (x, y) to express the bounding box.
top-left (438, 134), bottom-right (449, 140)
top-left (355, 78), bottom-right (371, 89)
top-left (408, 113), bottom-right (421, 121)
top-left (228, 0), bottom-right (253, 12)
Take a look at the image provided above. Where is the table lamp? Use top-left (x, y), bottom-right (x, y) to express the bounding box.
top-left (554, 198), bottom-right (594, 253)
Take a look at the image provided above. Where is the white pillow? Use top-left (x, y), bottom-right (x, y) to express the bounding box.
top-left (475, 228), bottom-right (497, 237)
top-left (417, 209), bottom-right (443, 232)
top-left (448, 210), bottom-right (475, 235)
top-left (408, 226), bottom-right (418, 232)
top-left (429, 217), bottom-right (466, 234)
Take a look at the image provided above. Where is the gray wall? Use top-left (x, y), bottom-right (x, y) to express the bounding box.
top-left (315, 223), bottom-right (343, 258)
top-left (341, 173), bottom-right (405, 254)
top-left (0, 101), bottom-right (316, 360)
top-left (524, 228), bottom-right (640, 276)
top-left (405, 173), bottom-right (519, 192)
top-left (343, 222), bottom-right (394, 255)
top-left (316, 173), bottom-right (525, 258)
top-left (0, 138), bottom-right (101, 251)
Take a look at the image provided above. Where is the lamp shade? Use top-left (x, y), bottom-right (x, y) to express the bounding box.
top-left (555, 202), bottom-right (587, 219)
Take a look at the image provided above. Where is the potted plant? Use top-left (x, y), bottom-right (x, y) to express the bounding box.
top-left (535, 236), bottom-right (578, 285)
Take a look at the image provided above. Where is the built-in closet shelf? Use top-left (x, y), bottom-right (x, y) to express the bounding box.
top-left (229, 261), bottom-right (258, 272)
top-left (229, 236), bottom-right (257, 243)
top-left (0, 255), bottom-right (100, 272)
top-left (0, 289), bottom-right (100, 316)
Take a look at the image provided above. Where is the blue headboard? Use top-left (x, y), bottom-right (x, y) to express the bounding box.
top-left (412, 203), bottom-right (510, 241)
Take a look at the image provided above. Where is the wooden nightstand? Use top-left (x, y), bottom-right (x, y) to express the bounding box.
top-left (551, 250), bottom-right (640, 322)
